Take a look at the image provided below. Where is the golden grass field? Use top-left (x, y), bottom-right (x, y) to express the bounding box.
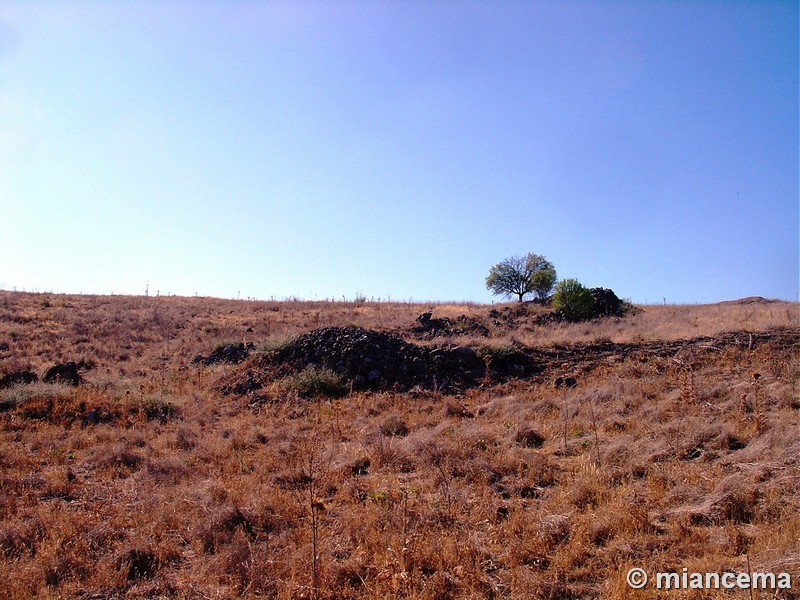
top-left (0, 291), bottom-right (798, 599)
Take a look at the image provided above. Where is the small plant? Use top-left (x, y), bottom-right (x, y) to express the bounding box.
top-left (552, 278), bottom-right (595, 322)
top-left (379, 414), bottom-right (409, 437)
top-left (257, 336), bottom-right (294, 355)
top-left (139, 396), bottom-right (175, 422)
top-left (476, 344), bottom-right (517, 362)
top-left (281, 367), bottom-right (347, 398)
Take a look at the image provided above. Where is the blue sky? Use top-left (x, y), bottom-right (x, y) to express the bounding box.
top-left (1, 1), bottom-right (797, 303)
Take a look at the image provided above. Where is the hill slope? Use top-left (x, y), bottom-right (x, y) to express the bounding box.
top-left (0, 292), bottom-right (798, 599)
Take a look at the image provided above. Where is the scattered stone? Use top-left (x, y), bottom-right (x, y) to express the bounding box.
top-left (554, 376), bottom-right (577, 389)
top-left (0, 370), bottom-right (38, 388)
top-left (198, 342), bottom-right (255, 366)
top-left (219, 371), bottom-right (263, 396)
top-left (43, 362), bottom-right (80, 386)
top-left (410, 312), bottom-right (489, 339)
top-left (412, 312), bottom-right (453, 335)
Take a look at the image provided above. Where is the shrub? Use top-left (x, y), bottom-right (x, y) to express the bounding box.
top-left (379, 414), bottom-right (409, 437)
top-left (552, 279), bottom-right (595, 322)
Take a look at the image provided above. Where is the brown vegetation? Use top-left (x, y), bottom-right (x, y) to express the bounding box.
top-left (0, 291), bottom-right (798, 598)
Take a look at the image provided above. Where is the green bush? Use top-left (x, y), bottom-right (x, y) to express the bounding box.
top-left (552, 279), bottom-right (595, 322)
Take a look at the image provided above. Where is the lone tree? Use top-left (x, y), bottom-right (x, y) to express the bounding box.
top-left (485, 253), bottom-right (557, 302)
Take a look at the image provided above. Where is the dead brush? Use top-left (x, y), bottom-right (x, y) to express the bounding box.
top-left (674, 356), bottom-right (698, 404)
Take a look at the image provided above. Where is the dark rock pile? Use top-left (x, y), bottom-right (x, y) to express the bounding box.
top-left (589, 288), bottom-right (625, 318)
top-left (1, 362), bottom-right (83, 389)
top-left (43, 362), bottom-right (81, 386)
top-left (275, 326), bottom-right (442, 391)
top-left (193, 342), bottom-right (254, 366)
top-left (0, 370), bottom-right (38, 388)
top-left (209, 327), bottom-right (540, 397)
top-left (273, 326), bottom-right (531, 392)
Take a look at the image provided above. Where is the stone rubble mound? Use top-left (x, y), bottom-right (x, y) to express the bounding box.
top-left (588, 288), bottom-right (625, 318)
top-left (273, 326), bottom-right (530, 392)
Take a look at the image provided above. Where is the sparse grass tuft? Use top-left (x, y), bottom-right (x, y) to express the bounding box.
top-left (0, 382), bottom-right (74, 412)
top-left (256, 335), bottom-right (295, 355)
top-left (279, 367), bottom-right (348, 398)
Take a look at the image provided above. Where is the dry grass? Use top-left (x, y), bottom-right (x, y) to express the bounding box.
top-left (0, 291), bottom-right (798, 599)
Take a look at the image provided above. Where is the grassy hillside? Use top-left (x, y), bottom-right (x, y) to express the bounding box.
top-left (0, 291), bottom-right (798, 599)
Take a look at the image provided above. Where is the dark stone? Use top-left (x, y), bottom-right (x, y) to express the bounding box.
top-left (83, 408), bottom-right (99, 426)
top-left (484, 349), bottom-right (534, 379)
top-left (516, 428), bottom-right (545, 448)
top-left (411, 312), bottom-right (489, 339)
top-left (555, 376), bottom-right (577, 389)
top-left (350, 457), bottom-right (370, 477)
top-left (119, 548), bottom-right (158, 581)
top-left (0, 370), bottom-right (38, 388)
top-left (43, 362), bottom-right (80, 386)
top-left (589, 288), bottom-right (624, 317)
top-left (413, 312), bottom-right (452, 334)
top-left (204, 343), bottom-right (250, 365)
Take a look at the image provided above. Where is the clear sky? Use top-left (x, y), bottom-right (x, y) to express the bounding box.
top-left (1, 1), bottom-right (797, 304)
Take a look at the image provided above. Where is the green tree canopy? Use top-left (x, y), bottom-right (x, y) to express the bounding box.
top-left (485, 253), bottom-right (557, 302)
